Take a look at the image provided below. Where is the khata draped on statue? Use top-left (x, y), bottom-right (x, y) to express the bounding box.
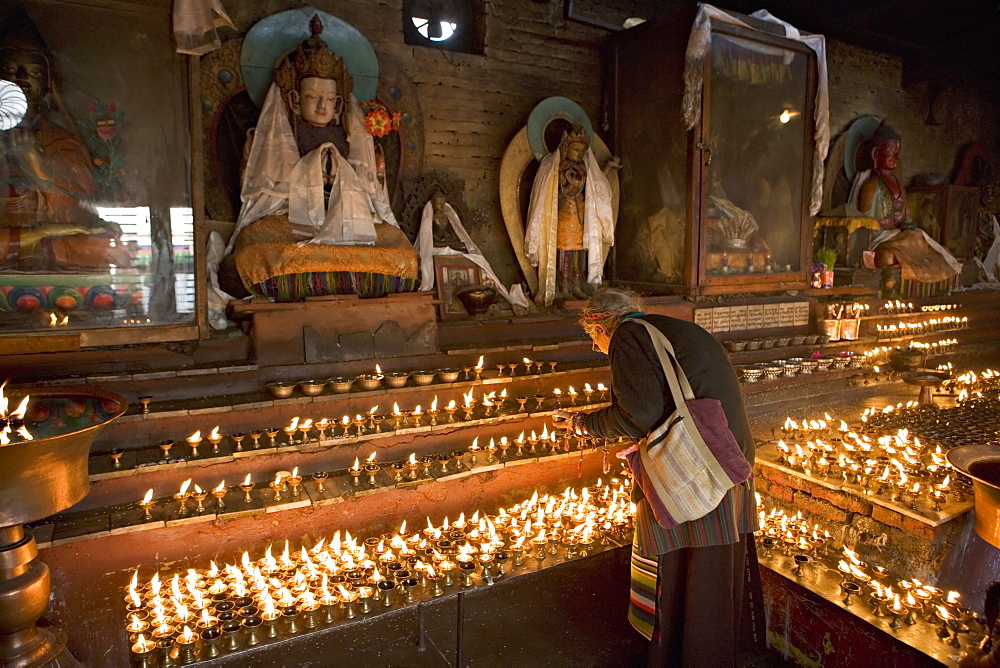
top-left (225, 16), bottom-right (417, 297)
top-left (414, 190), bottom-right (528, 308)
top-left (524, 121), bottom-right (619, 305)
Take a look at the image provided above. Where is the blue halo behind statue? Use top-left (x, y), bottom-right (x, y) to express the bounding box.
top-left (527, 97), bottom-right (594, 162)
top-left (241, 7), bottom-right (379, 107)
top-left (843, 115), bottom-right (881, 181)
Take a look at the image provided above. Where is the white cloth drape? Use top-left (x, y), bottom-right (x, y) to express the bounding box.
top-left (524, 148), bottom-right (614, 305)
top-left (980, 213), bottom-right (1000, 282)
top-left (227, 83), bottom-right (396, 253)
top-left (415, 202), bottom-right (529, 308)
top-left (682, 3), bottom-right (830, 216)
top-left (172, 0), bottom-right (235, 56)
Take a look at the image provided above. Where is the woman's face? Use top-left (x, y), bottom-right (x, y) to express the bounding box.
top-left (588, 325), bottom-right (611, 354)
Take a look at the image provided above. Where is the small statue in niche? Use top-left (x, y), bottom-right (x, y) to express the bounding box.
top-left (414, 188), bottom-right (528, 308)
top-left (223, 15), bottom-right (417, 298)
top-left (0, 14), bottom-right (131, 270)
top-left (847, 121), bottom-right (961, 284)
top-left (427, 190), bottom-right (467, 253)
top-left (524, 120), bottom-right (619, 304)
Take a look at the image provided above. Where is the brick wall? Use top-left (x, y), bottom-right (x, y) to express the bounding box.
top-left (223, 1), bottom-right (999, 286)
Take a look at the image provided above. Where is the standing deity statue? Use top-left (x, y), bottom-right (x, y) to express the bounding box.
top-left (524, 121), bottom-right (619, 305)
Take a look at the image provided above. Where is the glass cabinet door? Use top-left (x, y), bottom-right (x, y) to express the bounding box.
top-left (0, 0), bottom-right (195, 338)
top-left (700, 28), bottom-right (812, 285)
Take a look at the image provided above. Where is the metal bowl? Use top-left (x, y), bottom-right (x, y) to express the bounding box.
top-left (355, 374), bottom-right (383, 391)
top-left (436, 368), bottom-right (461, 383)
top-left (790, 335), bottom-right (807, 346)
top-left (328, 377), bottom-right (354, 394)
top-left (742, 367), bottom-right (763, 383)
top-left (830, 356), bottom-right (851, 369)
top-left (266, 381), bottom-right (296, 399)
top-left (724, 341), bottom-right (746, 353)
top-left (745, 339), bottom-right (762, 351)
top-left (297, 380), bottom-right (326, 397)
top-left (383, 372), bottom-right (410, 388)
top-left (759, 338), bottom-right (776, 350)
top-left (774, 336), bottom-right (791, 347)
top-left (761, 366), bottom-right (782, 381)
top-left (799, 360), bottom-right (819, 373)
top-left (804, 335), bottom-right (819, 345)
top-left (0, 386), bottom-right (126, 526)
top-left (411, 371), bottom-right (436, 386)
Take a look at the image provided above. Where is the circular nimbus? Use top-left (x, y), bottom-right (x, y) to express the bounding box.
top-left (0, 80), bottom-right (28, 131)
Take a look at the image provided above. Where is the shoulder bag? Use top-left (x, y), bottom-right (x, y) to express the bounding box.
top-left (624, 318), bottom-right (753, 529)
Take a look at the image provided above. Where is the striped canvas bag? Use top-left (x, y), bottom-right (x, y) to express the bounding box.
top-left (624, 319), bottom-right (752, 529)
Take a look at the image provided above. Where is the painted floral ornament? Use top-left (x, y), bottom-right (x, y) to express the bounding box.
top-left (362, 100), bottom-right (402, 137)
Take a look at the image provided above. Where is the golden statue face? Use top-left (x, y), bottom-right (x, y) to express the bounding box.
top-left (563, 140), bottom-right (586, 163)
top-left (297, 76), bottom-right (339, 127)
top-left (0, 48), bottom-right (48, 110)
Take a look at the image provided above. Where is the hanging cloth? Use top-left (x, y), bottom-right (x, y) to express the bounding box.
top-left (682, 4), bottom-right (830, 216)
top-left (172, 0), bottom-right (235, 56)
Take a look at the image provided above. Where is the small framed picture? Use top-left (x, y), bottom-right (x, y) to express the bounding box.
top-left (433, 256), bottom-right (482, 320)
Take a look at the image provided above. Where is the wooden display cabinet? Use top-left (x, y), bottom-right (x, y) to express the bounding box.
top-left (606, 7), bottom-right (820, 296)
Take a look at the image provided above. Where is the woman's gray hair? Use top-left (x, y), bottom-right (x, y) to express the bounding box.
top-left (578, 287), bottom-right (643, 336)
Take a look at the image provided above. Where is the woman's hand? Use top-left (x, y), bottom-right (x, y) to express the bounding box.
top-left (551, 410), bottom-right (574, 429)
top-left (616, 442), bottom-right (639, 459)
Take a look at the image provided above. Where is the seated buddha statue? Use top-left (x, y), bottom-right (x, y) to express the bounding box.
top-left (225, 16), bottom-right (417, 299)
top-left (847, 121), bottom-right (960, 284)
top-left (0, 17), bottom-right (131, 271)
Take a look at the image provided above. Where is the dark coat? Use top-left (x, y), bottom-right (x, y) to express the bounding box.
top-left (584, 313), bottom-right (754, 465)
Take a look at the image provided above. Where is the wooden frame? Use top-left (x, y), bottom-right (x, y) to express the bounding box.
top-left (907, 185), bottom-right (981, 258)
top-left (606, 8), bottom-right (818, 297)
top-left (433, 256), bottom-right (482, 320)
top-left (693, 21), bottom-right (815, 296)
top-left (0, 0), bottom-right (204, 350)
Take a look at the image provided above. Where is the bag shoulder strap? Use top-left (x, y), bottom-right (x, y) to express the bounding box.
top-left (627, 318), bottom-right (696, 408)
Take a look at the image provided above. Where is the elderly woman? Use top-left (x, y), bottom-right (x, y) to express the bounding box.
top-left (553, 288), bottom-right (764, 666)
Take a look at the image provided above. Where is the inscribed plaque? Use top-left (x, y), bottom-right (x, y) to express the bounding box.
top-left (712, 306), bottom-right (731, 332)
top-left (762, 303), bottom-right (781, 329)
top-left (729, 305), bottom-right (748, 332)
top-left (693, 309), bottom-right (713, 331)
top-left (778, 302), bottom-right (797, 327)
top-left (746, 304), bottom-right (763, 330)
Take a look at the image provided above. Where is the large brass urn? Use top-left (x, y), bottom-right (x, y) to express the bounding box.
top-left (0, 386), bottom-right (125, 666)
